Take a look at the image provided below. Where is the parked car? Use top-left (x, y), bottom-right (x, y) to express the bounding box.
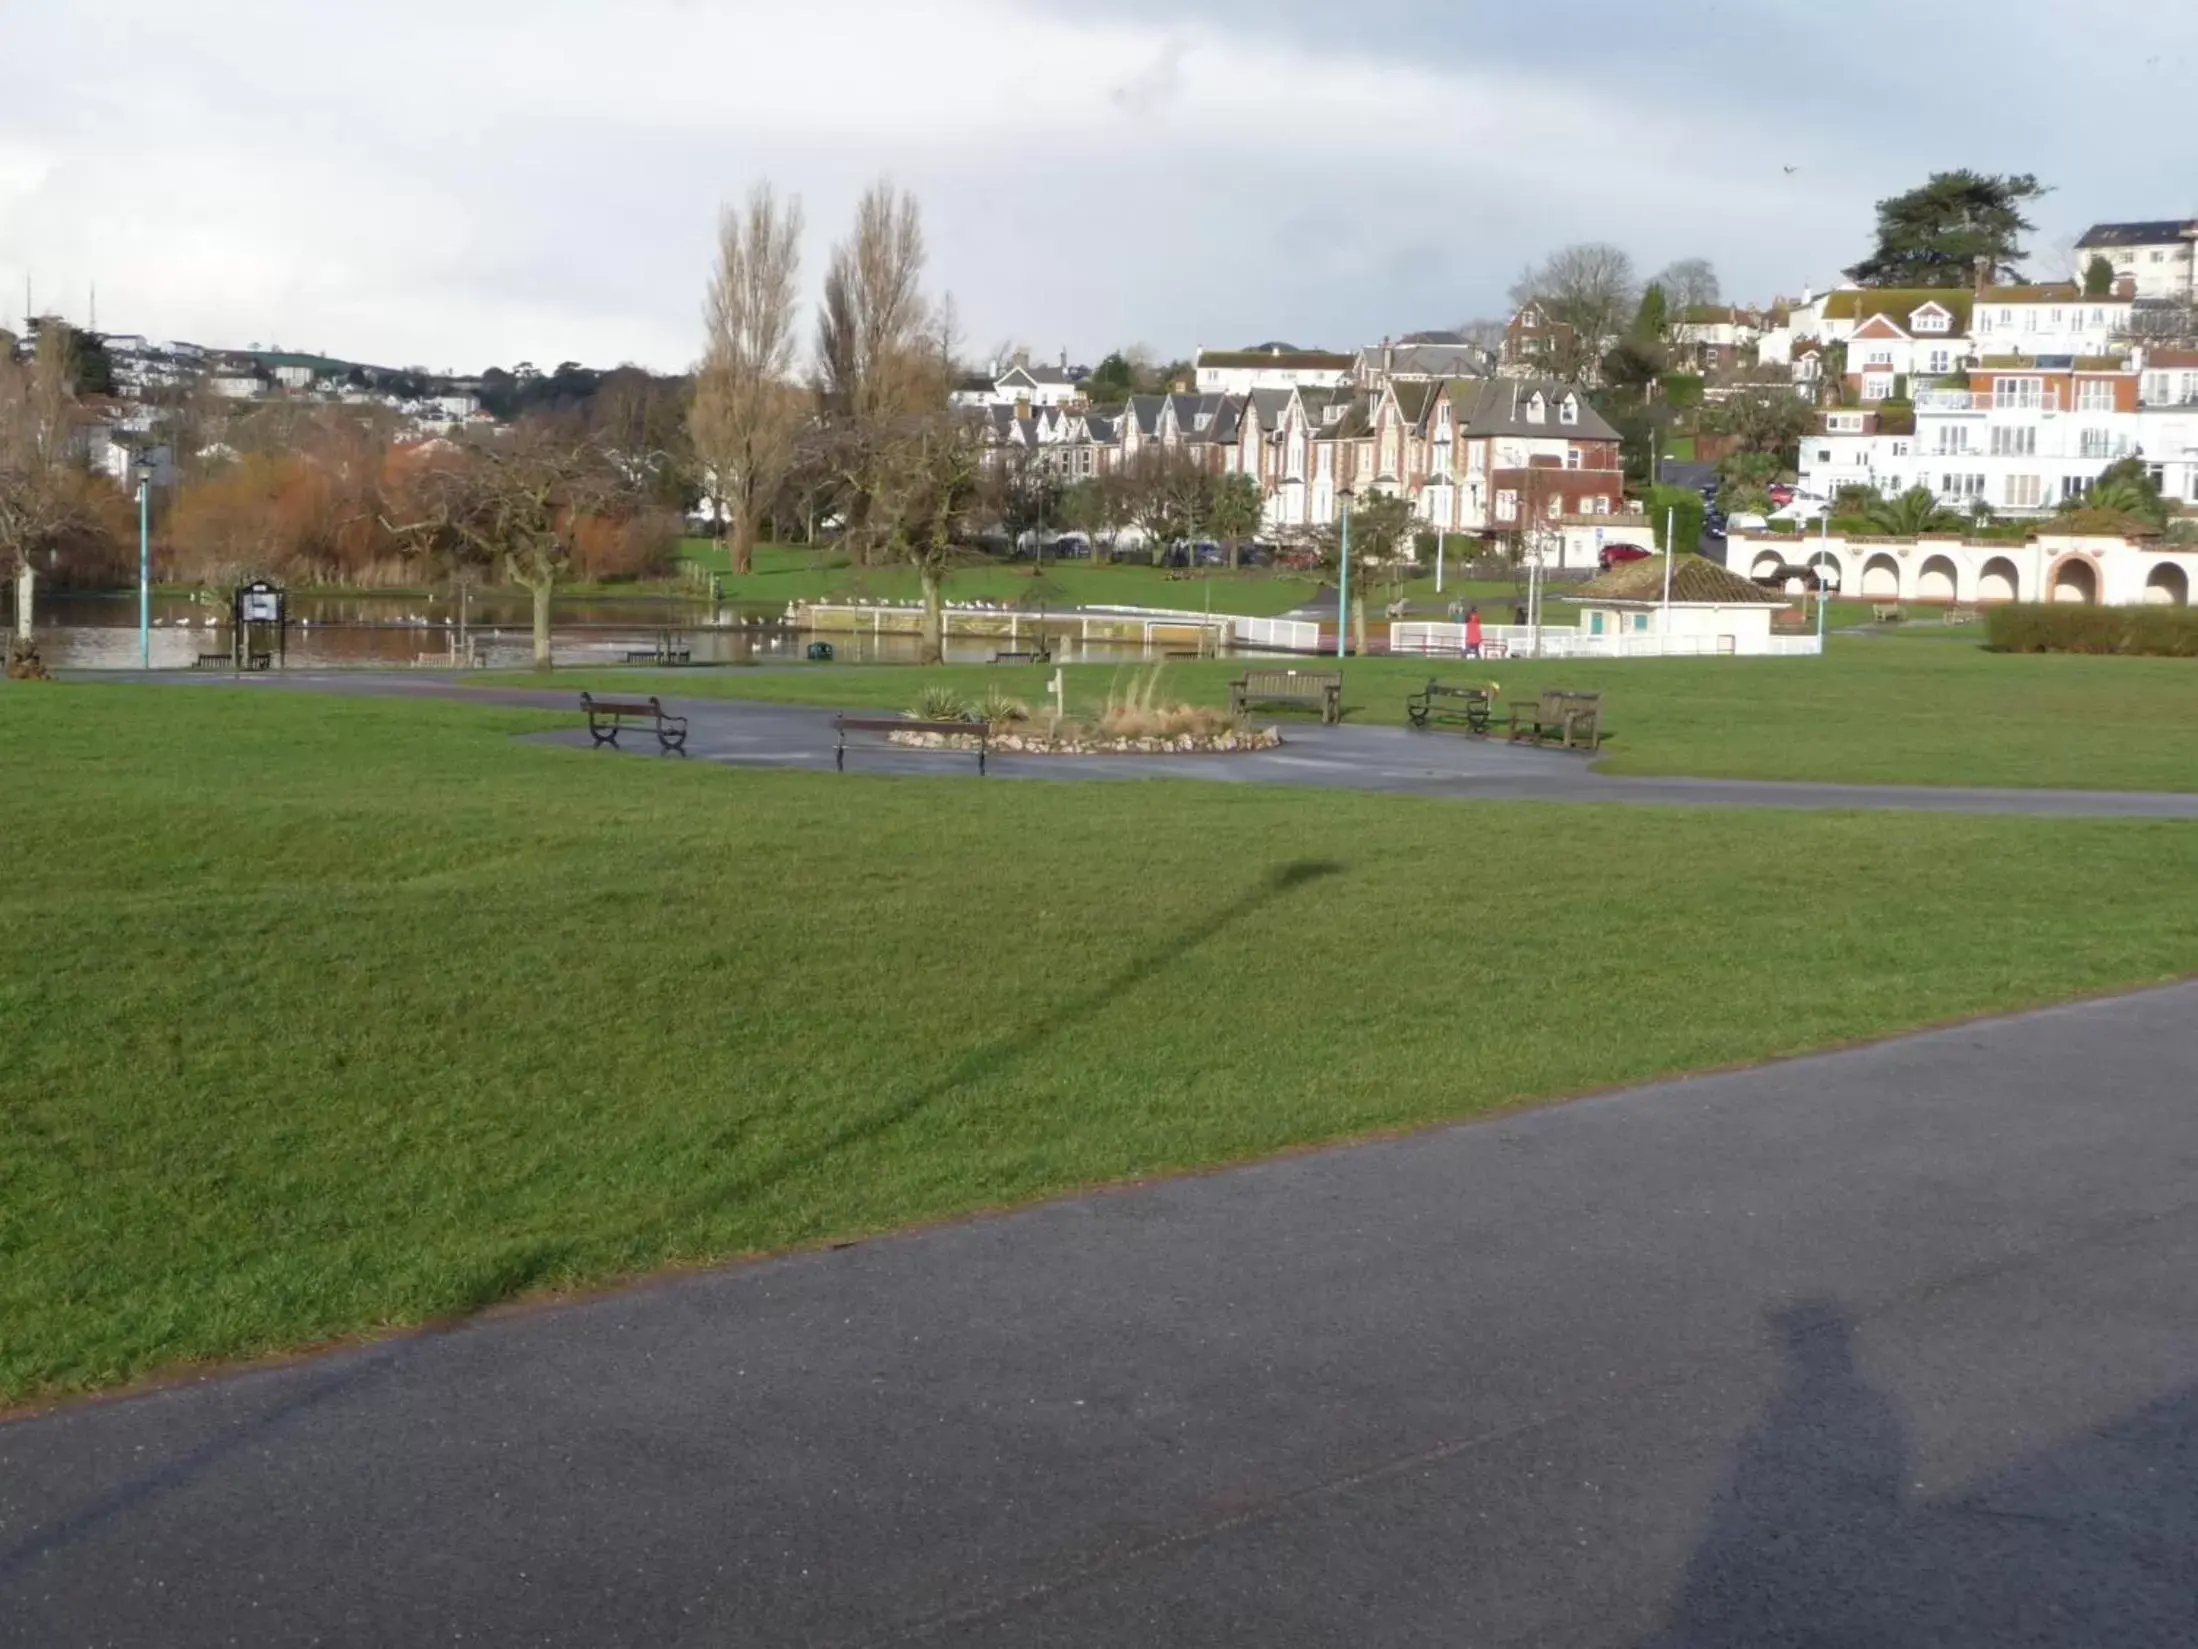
top-left (1598, 542), bottom-right (1654, 570)
top-left (1767, 484), bottom-right (1795, 506)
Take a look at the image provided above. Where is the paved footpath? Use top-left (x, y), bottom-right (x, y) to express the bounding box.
top-left (87, 670), bottom-right (2198, 818)
top-left (4, 984), bottom-right (2196, 1645)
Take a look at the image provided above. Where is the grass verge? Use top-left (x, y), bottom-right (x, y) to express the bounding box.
top-left (5, 684), bottom-right (2198, 1402)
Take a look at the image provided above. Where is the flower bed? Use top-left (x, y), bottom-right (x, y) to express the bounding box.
top-left (891, 725), bottom-right (1283, 756)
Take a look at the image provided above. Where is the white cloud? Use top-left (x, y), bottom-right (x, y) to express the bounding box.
top-left (0, 0), bottom-right (2043, 373)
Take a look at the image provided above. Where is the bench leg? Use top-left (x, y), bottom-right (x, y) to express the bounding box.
top-left (835, 736), bottom-right (845, 772)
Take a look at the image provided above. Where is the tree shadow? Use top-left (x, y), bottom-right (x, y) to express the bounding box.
top-left (654, 858), bottom-right (1346, 1234)
top-left (1641, 1300), bottom-right (2198, 1647)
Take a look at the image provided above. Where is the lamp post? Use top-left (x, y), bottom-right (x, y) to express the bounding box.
top-left (1335, 487), bottom-right (1353, 659)
top-left (134, 454), bottom-right (154, 670)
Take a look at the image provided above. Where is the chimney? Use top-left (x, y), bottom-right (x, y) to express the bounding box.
top-left (1059, 347), bottom-right (1067, 370)
top-left (1382, 335), bottom-right (1394, 376)
top-left (1973, 255), bottom-right (1992, 295)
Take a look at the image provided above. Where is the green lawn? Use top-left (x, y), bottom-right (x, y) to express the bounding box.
top-left (5, 683), bottom-right (2198, 1404)
top-left (683, 540), bottom-right (1324, 617)
top-left (538, 641), bottom-right (2198, 792)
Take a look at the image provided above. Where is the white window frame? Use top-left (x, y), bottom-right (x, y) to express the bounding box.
top-left (2075, 379), bottom-right (2115, 413)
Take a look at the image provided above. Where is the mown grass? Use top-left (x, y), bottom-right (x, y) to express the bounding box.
top-left (5, 682), bottom-right (2198, 1403)
top-left (540, 641), bottom-right (2198, 792)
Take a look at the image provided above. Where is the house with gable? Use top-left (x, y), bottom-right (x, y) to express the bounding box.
top-left (2075, 221), bottom-right (2198, 303)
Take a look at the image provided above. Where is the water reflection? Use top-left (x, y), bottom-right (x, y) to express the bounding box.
top-left (29, 592), bottom-right (1180, 670)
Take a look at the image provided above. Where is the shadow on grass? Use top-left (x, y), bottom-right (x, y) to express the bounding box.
top-left (654, 858), bottom-right (1345, 1238)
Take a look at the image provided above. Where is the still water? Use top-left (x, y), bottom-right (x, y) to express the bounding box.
top-left (26, 592), bottom-right (1176, 670)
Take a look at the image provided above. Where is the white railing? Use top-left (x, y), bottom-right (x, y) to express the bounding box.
top-left (794, 601), bottom-right (1321, 654)
top-left (1913, 389), bottom-right (2066, 414)
top-left (1083, 604), bottom-right (1321, 652)
top-left (1390, 621), bottom-right (1822, 660)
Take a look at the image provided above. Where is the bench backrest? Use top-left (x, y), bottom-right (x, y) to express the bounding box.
top-left (1427, 681), bottom-right (1490, 698)
top-left (581, 693), bottom-right (664, 716)
top-left (1540, 689), bottom-right (1600, 716)
top-left (1240, 669), bottom-right (1341, 694)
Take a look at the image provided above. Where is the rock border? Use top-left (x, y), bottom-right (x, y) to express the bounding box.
top-left (890, 726), bottom-right (1283, 757)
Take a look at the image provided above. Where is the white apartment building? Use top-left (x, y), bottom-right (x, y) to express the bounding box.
top-left (1800, 351), bottom-right (2198, 515)
top-left (1193, 344), bottom-right (1354, 396)
top-left (2075, 221), bottom-right (2198, 303)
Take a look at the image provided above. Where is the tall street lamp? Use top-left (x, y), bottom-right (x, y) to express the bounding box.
top-left (1335, 486), bottom-right (1353, 659)
top-left (133, 452), bottom-right (156, 669)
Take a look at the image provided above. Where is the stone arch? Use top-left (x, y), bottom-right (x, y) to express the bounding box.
top-left (1916, 554), bottom-right (1959, 603)
top-left (1749, 550), bottom-right (1787, 581)
top-left (1807, 551), bottom-right (1844, 593)
top-left (2049, 555), bottom-right (2099, 605)
top-left (2145, 562), bottom-right (2190, 606)
top-left (1860, 553), bottom-right (1902, 599)
top-left (1978, 556), bottom-right (2021, 602)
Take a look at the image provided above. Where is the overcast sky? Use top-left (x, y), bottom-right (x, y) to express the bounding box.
top-left (3, 0), bottom-right (2193, 376)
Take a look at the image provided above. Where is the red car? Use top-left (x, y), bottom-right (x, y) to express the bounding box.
top-left (1599, 543), bottom-right (1654, 570)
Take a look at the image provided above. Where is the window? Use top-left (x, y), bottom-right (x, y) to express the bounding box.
top-left (2145, 372), bottom-right (2171, 404)
top-left (2006, 474), bottom-right (2044, 509)
top-left (1546, 492), bottom-right (1563, 518)
top-left (1816, 447), bottom-right (1833, 464)
top-left (1633, 612), bottom-right (1652, 634)
top-left (1496, 490), bottom-right (1518, 521)
top-left (1925, 349), bottom-right (1952, 375)
top-left (1934, 425), bottom-right (1972, 455)
top-left (1994, 376), bottom-right (2044, 410)
top-left (2062, 475), bottom-right (2093, 502)
top-left (1559, 397), bottom-right (1579, 425)
top-left (1592, 496), bottom-right (1610, 514)
top-left (1864, 348), bottom-right (1893, 366)
top-left (1829, 413), bottom-right (1864, 433)
top-left (2079, 428), bottom-right (2124, 459)
top-left (1940, 473), bottom-right (1985, 500)
top-left (2022, 309), bottom-right (2038, 332)
top-left (2076, 379), bottom-right (2115, 412)
top-left (1564, 448), bottom-right (1582, 469)
top-left (1890, 440), bottom-right (1911, 457)
top-left (2152, 250), bottom-right (2166, 263)
top-left (1862, 373), bottom-right (1894, 402)
top-left (1525, 395), bottom-right (1546, 424)
top-left (2049, 309), bottom-right (2064, 326)
top-left (1990, 426), bottom-right (2036, 456)
top-left (1911, 306), bottom-right (1950, 333)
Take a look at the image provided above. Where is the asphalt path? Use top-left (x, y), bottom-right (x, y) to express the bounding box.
top-left (83, 670), bottom-right (2198, 818)
top-left (4, 983), bottom-right (2197, 1645)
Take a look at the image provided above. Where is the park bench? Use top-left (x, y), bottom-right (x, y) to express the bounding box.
top-left (991, 645), bottom-right (1051, 664)
top-left (193, 651), bottom-right (230, 670)
top-left (833, 715), bottom-right (990, 775)
top-left (1944, 604), bottom-right (1979, 625)
top-left (1405, 680), bottom-right (1495, 735)
top-left (579, 692), bottom-right (689, 755)
top-left (622, 632), bottom-right (693, 665)
top-left (1871, 603), bottom-right (1904, 624)
top-left (1507, 689), bottom-right (1603, 752)
top-left (1229, 667), bottom-right (1342, 725)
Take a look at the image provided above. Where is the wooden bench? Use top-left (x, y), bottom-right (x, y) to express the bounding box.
top-left (1405, 680), bottom-right (1495, 735)
top-left (1944, 604), bottom-right (1979, 626)
top-left (193, 651), bottom-right (231, 670)
top-left (1229, 667), bottom-right (1342, 725)
top-left (579, 692), bottom-right (689, 755)
top-left (1507, 689), bottom-right (1603, 752)
top-left (991, 646), bottom-right (1051, 664)
top-left (1871, 604), bottom-right (1904, 624)
top-left (833, 715), bottom-right (989, 774)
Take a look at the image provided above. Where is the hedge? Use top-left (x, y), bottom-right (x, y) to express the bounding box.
top-left (1648, 486), bottom-right (1706, 553)
top-left (1985, 603), bottom-right (2198, 657)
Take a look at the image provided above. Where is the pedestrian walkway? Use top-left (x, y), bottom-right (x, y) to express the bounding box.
top-left (6, 983), bottom-right (2196, 1645)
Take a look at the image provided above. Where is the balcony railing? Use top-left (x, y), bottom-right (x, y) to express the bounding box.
top-left (1913, 389), bottom-right (2066, 414)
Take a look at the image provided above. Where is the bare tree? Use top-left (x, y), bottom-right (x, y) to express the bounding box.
top-left (1653, 258), bottom-right (1722, 322)
top-left (691, 183), bottom-right (807, 576)
top-left (0, 328), bottom-right (97, 642)
top-left (865, 410), bottom-right (987, 663)
top-left (1510, 244), bottom-right (1640, 381)
top-left (389, 426), bottom-right (627, 669)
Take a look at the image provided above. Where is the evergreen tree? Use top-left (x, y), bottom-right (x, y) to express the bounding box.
top-left (1846, 171), bottom-right (2048, 288)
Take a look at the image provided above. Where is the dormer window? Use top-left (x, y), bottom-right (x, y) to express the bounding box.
top-left (1526, 394), bottom-right (1547, 424)
top-left (1559, 396), bottom-right (1579, 425)
top-left (1910, 304), bottom-right (1951, 334)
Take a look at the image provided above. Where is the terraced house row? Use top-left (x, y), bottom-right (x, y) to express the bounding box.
top-left (981, 351), bottom-right (1637, 569)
